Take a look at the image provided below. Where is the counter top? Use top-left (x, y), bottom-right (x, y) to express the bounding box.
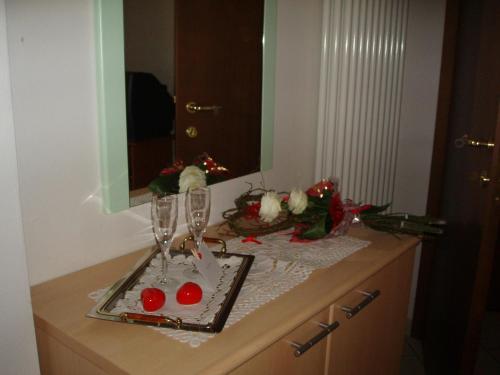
top-left (31, 226), bottom-right (419, 375)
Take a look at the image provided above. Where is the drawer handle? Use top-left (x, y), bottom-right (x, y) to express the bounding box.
top-left (290, 321), bottom-right (340, 357)
top-left (341, 289), bottom-right (380, 319)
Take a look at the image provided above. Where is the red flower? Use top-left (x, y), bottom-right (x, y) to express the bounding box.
top-left (203, 157), bottom-right (217, 171)
top-left (244, 202), bottom-right (261, 220)
top-left (160, 160), bottom-right (184, 175)
top-left (160, 167), bottom-right (179, 175)
top-left (282, 195), bottom-right (290, 203)
top-left (194, 153), bottom-right (229, 176)
top-left (328, 192), bottom-right (345, 228)
top-left (307, 179), bottom-right (335, 197)
top-left (173, 160), bottom-right (184, 170)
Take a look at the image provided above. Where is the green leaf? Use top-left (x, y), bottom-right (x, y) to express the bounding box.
top-left (360, 203), bottom-right (391, 215)
top-left (299, 213), bottom-right (333, 240)
top-left (307, 191), bottom-right (333, 208)
top-left (361, 213), bottom-right (445, 236)
top-left (148, 174), bottom-right (180, 195)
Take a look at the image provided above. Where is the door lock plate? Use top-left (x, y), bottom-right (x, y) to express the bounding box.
top-left (185, 126), bottom-right (198, 138)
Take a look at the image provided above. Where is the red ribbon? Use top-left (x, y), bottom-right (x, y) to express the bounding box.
top-left (242, 236), bottom-right (262, 244)
top-left (348, 204), bottom-right (373, 215)
top-left (284, 226), bottom-right (315, 243)
top-left (289, 236), bottom-right (314, 243)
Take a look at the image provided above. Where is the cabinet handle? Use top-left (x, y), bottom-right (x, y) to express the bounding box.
top-left (290, 321), bottom-right (340, 357)
top-left (341, 289), bottom-right (380, 319)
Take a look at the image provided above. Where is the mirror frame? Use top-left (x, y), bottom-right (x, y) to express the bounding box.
top-left (94, 0), bottom-right (277, 213)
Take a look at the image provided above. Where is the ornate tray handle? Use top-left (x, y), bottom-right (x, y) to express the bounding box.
top-left (180, 235), bottom-right (227, 256)
top-left (119, 312), bottom-right (182, 328)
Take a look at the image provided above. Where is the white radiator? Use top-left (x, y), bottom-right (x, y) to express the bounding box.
top-left (315, 0), bottom-right (409, 205)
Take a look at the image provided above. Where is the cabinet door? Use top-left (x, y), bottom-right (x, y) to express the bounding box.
top-left (326, 249), bottom-right (415, 375)
top-left (232, 308), bottom-right (332, 375)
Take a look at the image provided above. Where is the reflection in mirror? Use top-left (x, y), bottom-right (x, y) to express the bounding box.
top-left (94, 0), bottom-right (275, 213)
top-left (123, 0), bottom-right (265, 205)
top-left (123, 0), bottom-right (176, 198)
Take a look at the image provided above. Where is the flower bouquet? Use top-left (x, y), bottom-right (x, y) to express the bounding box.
top-left (222, 188), bottom-right (294, 237)
top-left (148, 153), bottom-right (229, 195)
top-left (223, 178), bottom-right (445, 241)
top-left (223, 179), bottom-right (352, 240)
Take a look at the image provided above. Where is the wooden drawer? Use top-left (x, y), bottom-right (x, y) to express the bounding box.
top-left (232, 308), bottom-right (331, 375)
top-left (326, 249), bottom-right (415, 375)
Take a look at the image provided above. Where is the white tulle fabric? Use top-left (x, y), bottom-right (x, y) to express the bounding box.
top-left (89, 232), bottom-right (370, 347)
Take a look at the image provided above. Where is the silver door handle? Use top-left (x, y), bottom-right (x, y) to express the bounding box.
top-left (289, 321), bottom-right (340, 357)
top-left (340, 289), bottom-right (380, 319)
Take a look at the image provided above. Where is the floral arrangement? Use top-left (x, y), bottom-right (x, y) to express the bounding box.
top-left (223, 178), bottom-right (445, 241)
top-left (148, 153), bottom-right (229, 195)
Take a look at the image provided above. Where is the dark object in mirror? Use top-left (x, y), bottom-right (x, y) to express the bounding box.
top-left (126, 72), bottom-right (176, 190)
top-left (125, 71), bottom-right (175, 141)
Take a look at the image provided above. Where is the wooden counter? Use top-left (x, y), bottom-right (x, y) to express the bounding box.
top-left (31, 227), bottom-right (419, 375)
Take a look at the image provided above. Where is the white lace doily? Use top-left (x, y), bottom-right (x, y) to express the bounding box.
top-left (105, 254), bottom-right (243, 326)
top-left (89, 232), bottom-right (370, 347)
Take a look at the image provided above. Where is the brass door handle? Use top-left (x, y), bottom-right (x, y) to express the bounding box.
top-left (455, 134), bottom-right (495, 149)
top-left (480, 175), bottom-right (491, 183)
top-left (185, 101), bottom-right (222, 115)
top-left (340, 289), bottom-right (380, 319)
top-left (480, 172), bottom-right (491, 185)
top-left (289, 321), bottom-right (340, 357)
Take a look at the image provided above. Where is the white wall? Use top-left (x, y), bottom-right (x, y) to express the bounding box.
top-left (123, 0), bottom-right (175, 91)
top-left (6, 0), bottom-right (323, 285)
top-left (0, 0), bottom-right (40, 373)
top-left (393, 0), bottom-right (446, 318)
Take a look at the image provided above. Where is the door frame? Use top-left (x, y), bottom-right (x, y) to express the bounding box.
top-left (412, 0), bottom-right (500, 372)
top-left (411, 0), bottom-right (459, 341)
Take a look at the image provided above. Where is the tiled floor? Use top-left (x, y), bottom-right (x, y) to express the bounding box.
top-left (475, 311), bottom-right (500, 375)
top-left (400, 311), bottom-right (500, 374)
top-left (400, 336), bottom-right (425, 374)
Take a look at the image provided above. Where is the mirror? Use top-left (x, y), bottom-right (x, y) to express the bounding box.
top-left (94, 0), bottom-right (276, 213)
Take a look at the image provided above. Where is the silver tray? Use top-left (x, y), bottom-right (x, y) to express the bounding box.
top-left (87, 238), bottom-right (254, 333)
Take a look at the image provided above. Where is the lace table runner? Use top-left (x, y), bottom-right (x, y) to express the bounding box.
top-left (89, 232), bottom-right (370, 347)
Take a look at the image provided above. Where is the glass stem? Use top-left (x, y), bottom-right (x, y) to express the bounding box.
top-left (195, 236), bottom-right (202, 252)
top-left (161, 246), bottom-right (168, 283)
top-left (191, 236), bottom-right (202, 274)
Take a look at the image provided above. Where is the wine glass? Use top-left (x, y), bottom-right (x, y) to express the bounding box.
top-left (184, 187), bottom-right (211, 275)
top-left (151, 194), bottom-right (179, 289)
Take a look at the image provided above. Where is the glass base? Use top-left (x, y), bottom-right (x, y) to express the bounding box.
top-left (182, 267), bottom-right (203, 281)
top-left (153, 276), bottom-right (180, 293)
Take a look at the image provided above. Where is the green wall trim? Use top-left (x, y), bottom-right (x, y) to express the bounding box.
top-left (261, 0), bottom-right (277, 171)
top-left (94, 0), bottom-right (129, 213)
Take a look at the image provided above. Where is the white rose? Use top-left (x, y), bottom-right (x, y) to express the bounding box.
top-left (259, 191), bottom-right (282, 223)
top-left (179, 166), bottom-right (207, 193)
top-left (288, 188), bottom-right (308, 215)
